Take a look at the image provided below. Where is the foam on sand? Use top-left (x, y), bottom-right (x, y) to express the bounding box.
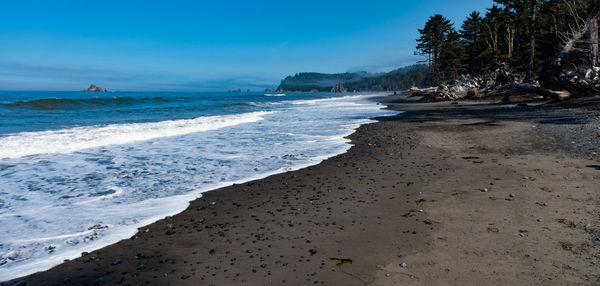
top-left (0, 94), bottom-right (397, 281)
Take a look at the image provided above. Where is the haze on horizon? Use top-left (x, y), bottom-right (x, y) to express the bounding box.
top-left (0, 0), bottom-right (493, 91)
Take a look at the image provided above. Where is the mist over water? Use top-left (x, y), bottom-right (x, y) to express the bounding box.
top-left (0, 91), bottom-right (396, 281)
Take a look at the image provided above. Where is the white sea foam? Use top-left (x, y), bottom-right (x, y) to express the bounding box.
top-left (0, 94), bottom-right (397, 281)
top-left (289, 94), bottom-right (369, 105)
top-left (0, 111), bottom-right (273, 160)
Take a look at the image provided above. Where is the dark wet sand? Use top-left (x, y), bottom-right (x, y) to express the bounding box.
top-left (5, 95), bottom-right (600, 285)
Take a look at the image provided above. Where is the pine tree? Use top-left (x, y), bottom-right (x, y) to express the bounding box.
top-left (460, 11), bottom-right (484, 73)
top-left (440, 30), bottom-right (467, 80)
top-left (416, 14), bottom-right (454, 84)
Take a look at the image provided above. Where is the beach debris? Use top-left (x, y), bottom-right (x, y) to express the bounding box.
top-left (519, 233), bottom-right (526, 237)
top-left (328, 257), bottom-right (352, 266)
top-left (400, 262), bottom-right (407, 268)
top-left (509, 193), bottom-right (515, 198)
top-left (93, 277), bottom-right (104, 285)
top-left (423, 219), bottom-right (432, 225)
top-left (209, 201), bottom-right (216, 206)
top-left (522, 176), bottom-right (529, 180)
top-left (308, 248), bottom-right (317, 255)
top-left (134, 253), bottom-right (153, 260)
top-left (462, 156), bottom-right (480, 160)
top-left (403, 210), bottom-right (417, 217)
top-left (111, 258), bottom-right (122, 265)
top-left (557, 218), bottom-right (577, 228)
top-left (537, 218), bottom-right (543, 222)
top-left (209, 249), bottom-right (215, 255)
top-left (385, 273), bottom-right (391, 277)
top-left (481, 188), bottom-right (488, 192)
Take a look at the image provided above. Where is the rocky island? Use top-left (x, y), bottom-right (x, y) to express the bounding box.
top-left (84, 84), bottom-right (107, 92)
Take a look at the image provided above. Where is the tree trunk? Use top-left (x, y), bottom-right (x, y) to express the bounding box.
top-left (559, 20), bottom-right (592, 61)
top-left (505, 25), bottom-right (515, 59)
top-left (539, 3), bottom-right (600, 92)
top-left (589, 19), bottom-right (598, 67)
top-left (528, 0), bottom-right (537, 81)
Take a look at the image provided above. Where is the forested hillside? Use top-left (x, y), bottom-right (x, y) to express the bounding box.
top-left (276, 65), bottom-right (430, 92)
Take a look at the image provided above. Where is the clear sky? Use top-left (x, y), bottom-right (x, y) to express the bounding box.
top-left (0, 0), bottom-right (494, 91)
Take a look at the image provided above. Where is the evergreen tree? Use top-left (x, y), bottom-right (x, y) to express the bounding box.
top-left (460, 11), bottom-right (485, 73)
top-left (461, 11), bottom-right (484, 45)
top-left (440, 30), bottom-right (467, 80)
top-left (414, 0), bottom-right (600, 91)
top-left (416, 14), bottom-right (454, 84)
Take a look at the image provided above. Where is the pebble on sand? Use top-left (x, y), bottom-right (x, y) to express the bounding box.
top-left (400, 262), bottom-right (407, 268)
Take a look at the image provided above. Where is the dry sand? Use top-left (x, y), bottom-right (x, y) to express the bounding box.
top-left (4, 95), bottom-right (600, 285)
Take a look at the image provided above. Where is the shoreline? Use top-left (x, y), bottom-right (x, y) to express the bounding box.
top-left (0, 93), bottom-right (394, 282)
top-left (5, 94), bottom-right (600, 285)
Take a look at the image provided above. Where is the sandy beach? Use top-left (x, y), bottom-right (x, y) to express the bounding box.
top-left (4, 94), bottom-right (600, 285)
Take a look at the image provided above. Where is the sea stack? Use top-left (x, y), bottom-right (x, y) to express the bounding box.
top-left (331, 82), bottom-right (347, 93)
top-left (85, 84), bottom-right (107, 92)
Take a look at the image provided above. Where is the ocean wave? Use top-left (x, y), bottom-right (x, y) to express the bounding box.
top-left (289, 94), bottom-right (373, 105)
top-left (0, 93), bottom-right (398, 281)
top-left (0, 111), bottom-right (274, 159)
top-left (4, 96), bottom-right (177, 110)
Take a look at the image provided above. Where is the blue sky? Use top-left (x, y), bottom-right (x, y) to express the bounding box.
top-left (0, 0), bottom-right (493, 91)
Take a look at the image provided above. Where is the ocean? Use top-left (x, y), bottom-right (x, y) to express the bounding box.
top-left (0, 90), bottom-right (396, 281)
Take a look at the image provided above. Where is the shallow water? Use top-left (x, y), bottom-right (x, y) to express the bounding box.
top-left (0, 91), bottom-right (396, 281)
